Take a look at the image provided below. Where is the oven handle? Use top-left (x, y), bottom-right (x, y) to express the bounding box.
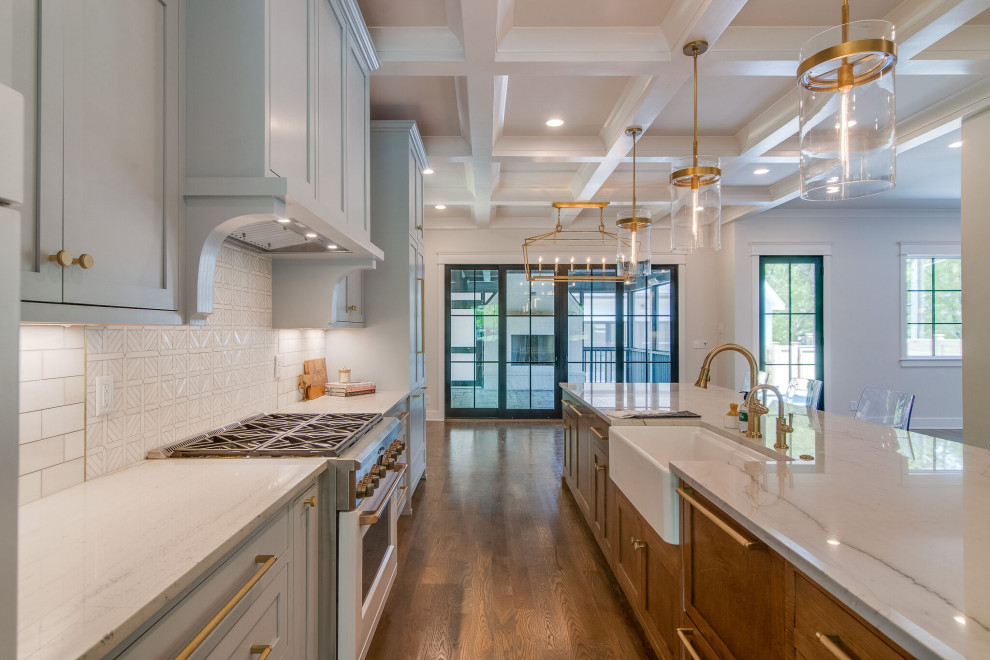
top-left (359, 463), bottom-right (407, 526)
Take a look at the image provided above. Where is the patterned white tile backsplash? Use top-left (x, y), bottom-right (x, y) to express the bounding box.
top-left (19, 240), bottom-right (327, 503)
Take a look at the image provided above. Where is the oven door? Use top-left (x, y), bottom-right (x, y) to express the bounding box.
top-left (337, 463), bottom-right (406, 660)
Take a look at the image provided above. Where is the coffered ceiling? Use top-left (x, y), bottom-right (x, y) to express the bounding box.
top-left (356, 0), bottom-right (990, 230)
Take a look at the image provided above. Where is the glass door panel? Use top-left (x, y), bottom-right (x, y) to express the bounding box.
top-left (447, 268), bottom-right (499, 412)
top-left (624, 269), bottom-right (674, 382)
top-left (506, 271), bottom-right (556, 412)
top-left (566, 275), bottom-right (619, 383)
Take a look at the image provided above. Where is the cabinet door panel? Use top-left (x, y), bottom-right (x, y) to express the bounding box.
top-left (613, 489), bottom-right (644, 606)
top-left (414, 246), bottom-right (425, 386)
top-left (60, 0), bottom-right (178, 310)
top-left (269, 0), bottom-right (314, 197)
top-left (316, 0), bottom-right (345, 214)
top-left (591, 440), bottom-right (608, 550)
top-left (643, 523), bottom-right (680, 658)
top-left (344, 41), bottom-right (368, 237)
top-left (16, 0), bottom-right (62, 302)
top-left (292, 486), bottom-right (319, 660)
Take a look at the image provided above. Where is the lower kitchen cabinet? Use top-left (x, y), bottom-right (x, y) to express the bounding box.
top-left (612, 486), bottom-right (680, 660)
top-left (562, 402), bottom-right (578, 487)
top-left (680, 485), bottom-right (786, 660)
top-left (110, 482), bottom-right (319, 659)
top-left (590, 438), bottom-right (611, 559)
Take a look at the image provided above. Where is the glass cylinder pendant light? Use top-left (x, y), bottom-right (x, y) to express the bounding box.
top-left (670, 41), bottom-right (721, 253)
top-left (616, 126), bottom-right (652, 283)
top-left (798, 0), bottom-right (897, 200)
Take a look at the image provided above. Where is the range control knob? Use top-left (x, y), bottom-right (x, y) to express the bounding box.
top-left (384, 456), bottom-right (396, 470)
top-left (370, 473), bottom-right (380, 487)
top-left (370, 464), bottom-right (386, 478)
top-left (357, 477), bottom-right (375, 498)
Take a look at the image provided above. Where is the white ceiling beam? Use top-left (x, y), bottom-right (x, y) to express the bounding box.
top-left (495, 27), bottom-right (670, 63)
top-left (422, 136), bottom-right (472, 162)
top-left (887, 0), bottom-right (990, 60)
top-left (367, 27), bottom-right (464, 62)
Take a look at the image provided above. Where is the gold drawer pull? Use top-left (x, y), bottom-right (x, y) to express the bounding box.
top-left (304, 496), bottom-right (317, 508)
top-left (816, 632), bottom-right (855, 660)
top-left (174, 555), bottom-right (278, 660)
top-left (630, 537), bottom-right (646, 550)
top-left (360, 464), bottom-right (407, 525)
top-left (677, 628), bottom-right (703, 660)
top-left (562, 401), bottom-right (583, 417)
top-left (677, 486), bottom-right (761, 550)
top-left (590, 427), bottom-right (607, 441)
top-left (594, 461), bottom-right (606, 472)
top-left (250, 645), bottom-right (273, 660)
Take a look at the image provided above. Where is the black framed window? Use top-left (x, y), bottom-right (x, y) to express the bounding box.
top-left (759, 256), bottom-right (824, 407)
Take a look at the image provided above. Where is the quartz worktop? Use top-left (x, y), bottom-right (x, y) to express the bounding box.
top-left (278, 389), bottom-right (409, 415)
top-left (562, 382), bottom-right (987, 659)
top-left (18, 458), bottom-right (327, 660)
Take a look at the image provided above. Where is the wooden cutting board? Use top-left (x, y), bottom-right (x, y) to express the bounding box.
top-left (303, 358), bottom-right (328, 400)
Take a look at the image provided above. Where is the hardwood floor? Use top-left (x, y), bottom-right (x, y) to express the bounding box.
top-left (366, 421), bottom-right (657, 660)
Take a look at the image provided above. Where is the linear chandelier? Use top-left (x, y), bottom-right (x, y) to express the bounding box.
top-left (522, 202), bottom-right (627, 283)
top-left (797, 0), bottom-right (897, 200)
top-left (670, 40), bottom-right (721, 253)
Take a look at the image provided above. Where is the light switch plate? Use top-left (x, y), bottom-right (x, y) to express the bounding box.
top-left (96, 376), bottom-right (113, 415)
top-left (692, 340), bottom-right (708, 349)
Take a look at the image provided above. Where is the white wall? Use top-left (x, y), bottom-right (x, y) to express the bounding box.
top-left (421, 225), bottom-right (738, 420)
top-left (962, 109), bottom-right (990, 447)
top-left (726, 209), bottom-right (962, 428)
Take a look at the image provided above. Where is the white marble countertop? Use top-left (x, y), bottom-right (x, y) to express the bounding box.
top-left (277, 389), bottom-right (409, 415)
top-left (18, 458), bottom-right (327, 660)
top-left (562, 382), bottom-right (988, 659)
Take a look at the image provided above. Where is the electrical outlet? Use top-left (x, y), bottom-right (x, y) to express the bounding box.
top-left (96, 376), bottom-right (114, 415)
top-left (692, 340), bottom-right (708, 349)
top-left (850, 400), bottom-right (858, 411)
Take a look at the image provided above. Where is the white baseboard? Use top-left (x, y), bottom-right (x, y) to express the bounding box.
top-left (911, 417), bottom-right (963, 430)
top-left (426, 410), bottom-right (444, 422)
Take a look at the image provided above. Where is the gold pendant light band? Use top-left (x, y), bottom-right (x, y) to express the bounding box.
top-left (797, 38), bottom-right (896, 91)
top-left (670, 167), bottom-right (722, 187)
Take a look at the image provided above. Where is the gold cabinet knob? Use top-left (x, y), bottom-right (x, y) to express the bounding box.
top-left (595, 462), bottom-right (606, 472)
top-left (416, 225), bottom-right (423, 231)
top-left (49, 249), bottom-right (73, 267)
top-left (631, 538), bottom-right (646, 551)
top-left (304, 496), bottom-right (317, 508)
top-left (74, 253), bottom-right (94, 269)
top-left (346, 305), bottom-right (358, 312)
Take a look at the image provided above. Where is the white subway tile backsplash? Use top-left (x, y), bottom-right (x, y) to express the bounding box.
top-left (41, 403), bottom-right (85, 439)
top-left (19, 412), bottom-right (41, 445)
top-left (20, 437), bottom-right (65, 475)
top-left (20, 380), bottom-right (66, 413)
top-left (21, 325), bottom-right (63, 351)
top-left (63, 326), bottom-right (85, 349)
top-left (64, 376), bottom-right (85, 406)
top-left (19, 472), bottom-right (42, 506)
top-left (40, 459), bottom-right (84, 497)
top-left (19, 351), bottom-right (43, 382)
top-left (64, 430), bottom-right (85, 461)
top-left (42, 348), bottom-right (86, 379)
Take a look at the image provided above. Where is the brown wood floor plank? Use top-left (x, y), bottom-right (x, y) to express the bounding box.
top-left (365, 421), bottom-right (657, 660)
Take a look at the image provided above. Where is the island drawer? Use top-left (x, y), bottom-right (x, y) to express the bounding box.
top-left (793, 572), bottom-right (910, 660)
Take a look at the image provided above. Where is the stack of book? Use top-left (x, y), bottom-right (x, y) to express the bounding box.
top-left (325, 381), bottom-right (376, 397)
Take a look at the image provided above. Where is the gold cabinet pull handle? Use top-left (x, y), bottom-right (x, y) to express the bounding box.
top-left (594, 461), bottom-right (606, 472)
top-left (74, 253), bottom-right (94, 269)
top-left (630, 537), bottom-right (646, 550)
top-left (346, 305), bottom-right (358, 312)
top-left (359, 464), bottom-right (407, 526)
top-left (174, 555), bottom-right (278, 660)
top-left (816, 632), bottom-right (855, 660)
top-left (49, 250), bottom-right (73, 267)
top-left (250, 645), bottom-right (273, 660)
top-left (590, 427), bottom-right (607, 442)
top-left (676, 629), bottom-right (703, 660)
top-left (561, 400), bottom-right (583, 417)
top-left (677, 486), bottom-right (761, 550)
top-left (304, 496), bottom-right (317, 508)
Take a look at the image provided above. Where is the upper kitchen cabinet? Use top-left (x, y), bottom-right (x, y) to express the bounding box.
top-left (15, 0), bottom-right (182, 324)
top-left (183, 0), bottom-right (381, 323)
top-left (326, 120), bottom-right (428, 390)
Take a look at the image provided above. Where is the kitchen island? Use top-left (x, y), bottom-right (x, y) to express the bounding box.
top-left (561, 382), bottom-right (986, 660)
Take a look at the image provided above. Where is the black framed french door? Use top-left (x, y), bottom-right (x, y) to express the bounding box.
top-left (445, 265), bottom-right (678, 419)
top-left (759, 256), bottom-right (824, 408)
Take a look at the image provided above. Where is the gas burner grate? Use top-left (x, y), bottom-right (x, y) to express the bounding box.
top-left (160, 412), bottom-right (383, 458)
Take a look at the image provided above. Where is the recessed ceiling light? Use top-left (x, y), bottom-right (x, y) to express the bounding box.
top-left (954, 615), bottom-right (967, 625)
top-left (435, 204), bottom-right (446, 210)
top-left (949, 141), bottom-right (962, 148)
top-left (827, 538), bottom-right (841, 546)
top-left (422, 168), bottom-right (434, 174)
top-left (277, 217), bottom-right (291, 224)
top-left (304, 232), bottom-right (317, 238)
top-left (826, 186), bottom-right (840, 194)
top-left (545, 118), bottom-right (564, 127)
top-left (326, 244), bottom-right (337, 250)
top-left (753, 168), bottom-right (770, 175)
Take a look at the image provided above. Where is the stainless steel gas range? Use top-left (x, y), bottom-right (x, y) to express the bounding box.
top-left (150, 411), bottom-right (407, 660)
